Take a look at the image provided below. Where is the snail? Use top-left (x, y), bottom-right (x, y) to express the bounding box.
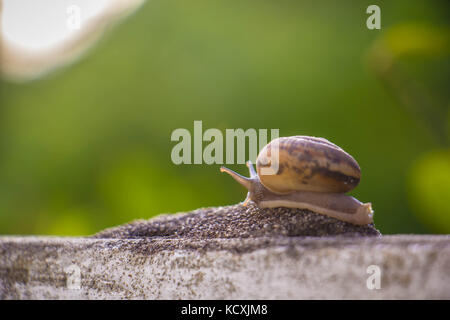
top-left (220, 136), bottom-right (373, 225)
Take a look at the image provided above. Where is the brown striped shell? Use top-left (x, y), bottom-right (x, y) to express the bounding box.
top-left (256, 136), bottom-right (361, 194)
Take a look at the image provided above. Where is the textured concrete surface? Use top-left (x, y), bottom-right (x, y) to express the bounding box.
top-left (0, 204), bottom-right (448, 299)
top-left (1, 235), bottom-right (449, 299)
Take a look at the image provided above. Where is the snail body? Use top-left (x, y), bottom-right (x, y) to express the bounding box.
top-left (220, 136), bottom-right (373, 225)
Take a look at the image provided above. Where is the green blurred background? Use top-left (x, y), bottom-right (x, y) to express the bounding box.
top-left (0, 0), bottom-right (449, 235)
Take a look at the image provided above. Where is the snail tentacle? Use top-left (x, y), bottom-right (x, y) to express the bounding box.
top-left (242, 192), bottom-right (251, 206)
top-left (246, 161), bottom-right (258, 178)
top-left (220, 166), bottom-right (254, 191)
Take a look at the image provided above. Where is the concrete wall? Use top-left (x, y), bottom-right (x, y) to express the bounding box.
top-left (1, 235), bottom-right (449, 299)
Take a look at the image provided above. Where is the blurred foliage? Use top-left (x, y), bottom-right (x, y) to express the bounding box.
top-left (408, 151), bottom-right (450, 233)
top-left (0, 0), bottom-right (449, 235)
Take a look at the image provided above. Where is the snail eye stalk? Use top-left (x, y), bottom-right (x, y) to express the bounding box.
top-left (246, 161), bottom-right (258, 178)
top-left (220, 166), bottom-right (253, 191)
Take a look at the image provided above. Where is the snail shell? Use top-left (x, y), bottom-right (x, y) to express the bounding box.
top-left (220, 136), bottom-right (373, 225)
top-left (257, 136), bottom-right (361, 194)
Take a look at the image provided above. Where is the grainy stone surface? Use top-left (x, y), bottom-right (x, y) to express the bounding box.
top-left (93, 203), bottom-right (380, 239)
top-left (0, 235), bottom-right (449, 299)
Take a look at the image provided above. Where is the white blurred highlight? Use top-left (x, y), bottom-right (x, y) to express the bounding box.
top-left (0, 0), bottom-right (146, 82)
